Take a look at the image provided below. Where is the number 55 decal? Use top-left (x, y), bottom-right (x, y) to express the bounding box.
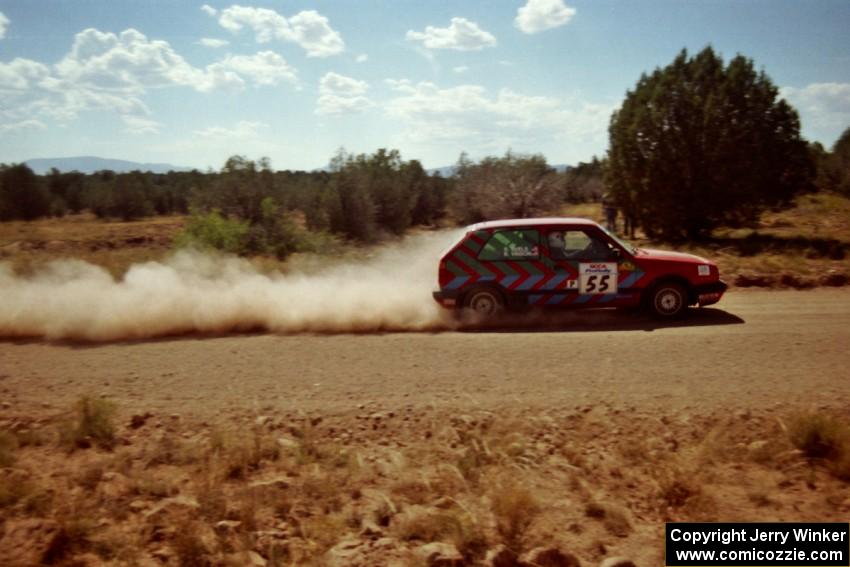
top-left (579, 263), bottom-right (618, 295)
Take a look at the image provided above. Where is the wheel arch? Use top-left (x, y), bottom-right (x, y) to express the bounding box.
top-left (642, 275), bottom-right (697, 307)
top-left (460, 282), bottom-right (507, 307)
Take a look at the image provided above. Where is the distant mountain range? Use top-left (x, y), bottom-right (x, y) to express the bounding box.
top-left (24, 156), bottom-right (194, 175)
top-left (23, 156), bottom-right (571, 176)
top-left (427, 164), bottom-right (571, 177)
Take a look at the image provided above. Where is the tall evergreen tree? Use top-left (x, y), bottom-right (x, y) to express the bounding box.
top-left (607, 46), bottom-right (814, 239)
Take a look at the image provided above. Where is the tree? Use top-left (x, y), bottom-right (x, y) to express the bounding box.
top-left (327, 164), bottom-right (377, 241)
top-left (0, 164), bottom-right (50, 220)
top-left (46, 169), bottom-right (86, 214)
top-left (111, 172), bottom-right (154, 221)
top-left (817, 126), bottom-right (850, 195)
top-left (191, 156), bottom-right (278, 223)
top-left (607, 46), bottom-right (814, 239)
top-left (562, 157), bottom-right (606, 203)
top-left (321, 148), bottom-right (434, 241)
top-left (450, 151), bottom-right (561, 224)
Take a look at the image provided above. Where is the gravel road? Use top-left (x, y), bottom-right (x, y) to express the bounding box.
top-left (3, 289), bottom-right (848, 418)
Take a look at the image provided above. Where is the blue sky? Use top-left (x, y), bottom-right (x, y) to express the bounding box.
top-left (1, 0), bottom-right (849, 171)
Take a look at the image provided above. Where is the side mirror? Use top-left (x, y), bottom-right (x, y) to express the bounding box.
top-left (610, 248), bottom-right (622, 260)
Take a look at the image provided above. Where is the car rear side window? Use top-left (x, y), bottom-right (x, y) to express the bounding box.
top-left (548, 230), bottom-right (610, 260)
top-left (478, 229), bottom-right (540, 261)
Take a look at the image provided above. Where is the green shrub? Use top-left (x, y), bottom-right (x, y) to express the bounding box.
top-left (175, 210), bottom-right (250, 255)
top-left (243, 197), bottom-right (302, 259)
top-left (176, 203), bottom-right (338, 260)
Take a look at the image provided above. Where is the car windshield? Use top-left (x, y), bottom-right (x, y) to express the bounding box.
top-left (599, 225), bottom-right (638, 255)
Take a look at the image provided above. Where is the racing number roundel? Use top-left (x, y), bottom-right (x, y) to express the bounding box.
top-left (579, 263), bottom-right (618, 295)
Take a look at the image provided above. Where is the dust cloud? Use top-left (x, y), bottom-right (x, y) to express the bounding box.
top-left (0, 231), bottom-right (463, 342)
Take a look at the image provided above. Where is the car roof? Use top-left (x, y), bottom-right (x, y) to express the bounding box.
top-left (467, 217), bottom-right (600, 231)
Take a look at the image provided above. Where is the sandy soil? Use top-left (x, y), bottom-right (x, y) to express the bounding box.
top-left (1, 289), bottom-right (849, 566)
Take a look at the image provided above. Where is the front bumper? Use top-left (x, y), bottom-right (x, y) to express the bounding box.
top-left (695, 280), bottom-right (728, 306)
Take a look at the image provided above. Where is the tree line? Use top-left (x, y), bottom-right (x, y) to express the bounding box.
top-left (0, 149), bottom-right (606, 258)
top-left (2, 45), bottom-right (849, 252)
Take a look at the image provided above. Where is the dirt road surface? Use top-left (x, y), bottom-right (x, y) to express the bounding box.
top-left (3, 289), bottom-right (848, 417)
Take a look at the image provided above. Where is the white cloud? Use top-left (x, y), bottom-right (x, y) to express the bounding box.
top-left (384, 79), bottom-right (613, 156)
top-left (0, 12), bottom-right (9, 40)
top-left (781, 82), bottom-right (850, 146)
top-left (515, 0), bottom-right (576, 34)
top-left (218, 5), bottom-right (286, 43)
top-left (55, 28), bottom-right (297, 92)
top-left (193, 120), bottom-right (268, 139)
top-left (0, 27), bottom-right (299, 135)
top-left (0, 58), bottom-right (51, 90)
top-left (286, 11), bottom-right (344, 58)
top-left (356, 54), bottom-right (369, 63)
top-left (55, 28), bottom-right (237, 92)
top-left (217, 5), bottom-right (344, 57)
top-left (317, 94), bottom-right (374, 115)
top-left (0, 56), bottom-right (135, 124)
top-left (201, 4), bottom-right (217, 17)
top-left (320, 72), bottom-right (368, 96)
top-left (0, 119), bottom-right (46, 134)
top-left (453, 65), bottom-right (469, 74)
top-left (210, 51), bottom-right (297, 87)
top-left (782, 83), bottom-right (850, 115)
top-left (316, 72), bottom-right (372, 115)
top-left (198, 37), bottom-right (229, 48)
top-left (122, 115), bottom-right (161, 135)
top-left (406, 17), bottom-right (496, 51)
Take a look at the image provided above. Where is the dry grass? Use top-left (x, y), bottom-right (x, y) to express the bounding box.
top-left (2, 399), bottom-right (849, 566)
top-left (0, 429), bottom-right (17, 466)
top-left (654, 461), bottom-right (707, 511)
top-left (489, 479), bottom-right (540, 551)
top-left (58, 396), bottom-right (117, 451)
top-left (0, 213), bottom-right (185, 277)
top-left (585, 500), bottom-right (633, 537)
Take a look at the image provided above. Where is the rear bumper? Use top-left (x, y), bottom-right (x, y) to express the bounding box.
top-left (433, 289), bottom-right (460, 309)
top-left (695, 280), bottom-right (728, 306)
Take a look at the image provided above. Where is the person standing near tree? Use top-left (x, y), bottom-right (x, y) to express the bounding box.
top-left (601, 192), bottom-right (618, 233)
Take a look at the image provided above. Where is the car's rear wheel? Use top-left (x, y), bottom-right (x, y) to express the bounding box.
top-left (648, 282), bottom-right (688, 318)
top-left (463, 288), bottom-right (504, 318)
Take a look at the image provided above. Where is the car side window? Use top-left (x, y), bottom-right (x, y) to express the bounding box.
top-left (479, 229), bottom-right (540, 261)
top-left (548, 230), bottom-right (611, 260)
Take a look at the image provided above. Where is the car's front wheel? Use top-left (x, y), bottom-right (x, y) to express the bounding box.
top-left (463, 287), bottom-right (504, 318)
top-left (648, 282), bottom-right (688, 318)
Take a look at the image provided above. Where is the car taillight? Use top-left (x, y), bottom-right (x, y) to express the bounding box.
top-left (438, 260), bottom-right (451, 288)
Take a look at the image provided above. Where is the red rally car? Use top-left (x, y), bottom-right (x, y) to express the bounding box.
top-left (433, 218), bottom-right (727, 318)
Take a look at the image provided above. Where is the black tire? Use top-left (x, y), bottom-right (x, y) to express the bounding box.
top-left (463, 287), bottom-right (504, 318)
top-left (647, 282), bottom-right (688, 318)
